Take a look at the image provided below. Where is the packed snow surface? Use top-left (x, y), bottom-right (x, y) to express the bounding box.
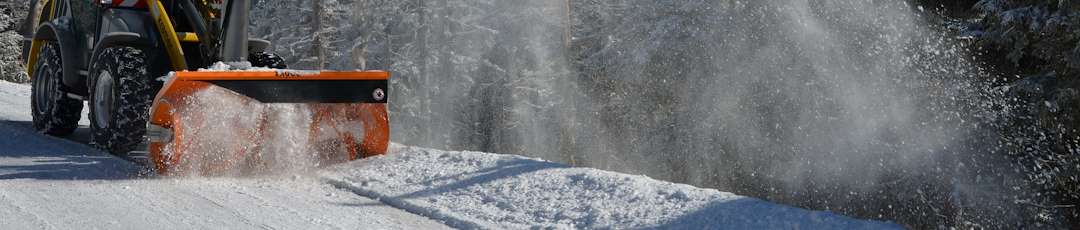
top-left (0, 80), bottom-right (899, 229)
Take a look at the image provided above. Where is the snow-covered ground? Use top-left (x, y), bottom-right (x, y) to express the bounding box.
top-left (324, 145), bottom-right (901, 229)
top-left (0, 80), bottom-right (900, 229)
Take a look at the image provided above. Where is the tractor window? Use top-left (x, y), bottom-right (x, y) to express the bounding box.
top-left (69, 0), bottom-right (102, 35)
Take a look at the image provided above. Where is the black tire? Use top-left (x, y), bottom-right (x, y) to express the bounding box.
top-left (30, 42), bottom-right (83, 136)
top-left (88, 47), bottom-right (156, 154)
top-left (249, 52), bottom-right (287, 69)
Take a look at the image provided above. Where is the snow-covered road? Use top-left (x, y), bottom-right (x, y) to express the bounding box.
top-left (0, 178), bottom-right (451, 229)
top-left (0, 81), bottom-right (900, 229)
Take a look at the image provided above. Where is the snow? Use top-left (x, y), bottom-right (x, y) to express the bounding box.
top-left (0, 178), bottom-right (451, 230)
top-left (322, 145), bottom-right (902, 229)
top-left (0, 80), bottom-right (898, 229)
top-left (163, 85), bottom-right (353, 176)
top-left (202, 61), bottom-right (271, 71)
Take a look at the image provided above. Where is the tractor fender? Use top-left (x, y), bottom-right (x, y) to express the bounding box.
top-left (250, 39), bottom-right (271, 53)
top-left (91, 8), bottom-right (169, 83)
top-left (92, 32), bottom-right (151, 62)
top-left (33, 17), bottom-right (87, 93)
top-left (95, 8), bottom-right (159, 52)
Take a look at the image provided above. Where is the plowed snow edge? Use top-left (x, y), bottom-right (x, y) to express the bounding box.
top-left (320, 144), bottom-right (902, 229)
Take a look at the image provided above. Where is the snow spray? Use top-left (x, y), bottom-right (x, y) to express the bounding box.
top-left (252, 0), bottom-right (1035, 226)
top-left (162, 85), bottom-right (358, 177)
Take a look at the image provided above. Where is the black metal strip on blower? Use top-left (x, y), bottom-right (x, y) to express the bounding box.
top-left (209, 80), bottom-right (389, 103)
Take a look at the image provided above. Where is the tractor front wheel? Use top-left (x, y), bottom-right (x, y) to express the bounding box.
top-left (88, 46), bottom-right (157, 155)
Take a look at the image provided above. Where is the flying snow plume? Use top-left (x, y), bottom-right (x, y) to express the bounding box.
top-left (162, 86), bottom-right (360, 177)
top-left (252, 0), bottom-right (1039, 227)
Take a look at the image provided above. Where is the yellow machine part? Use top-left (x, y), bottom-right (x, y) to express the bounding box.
top-left (149, 0), bottom-right (188, 71)
top-left (25, 0), bottom-right (57, 78)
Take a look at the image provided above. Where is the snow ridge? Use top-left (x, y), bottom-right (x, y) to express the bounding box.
top-left (326, 179), bottom-right (486, 230)
top-left (322, 145), bottom-right (902, 229)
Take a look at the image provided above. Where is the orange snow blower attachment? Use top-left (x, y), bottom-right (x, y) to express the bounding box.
top-left (146, 70), bottom-right (390, 175)
top-left (138, 0), bottom-right (391, 176)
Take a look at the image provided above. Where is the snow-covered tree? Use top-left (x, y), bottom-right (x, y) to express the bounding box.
top-left (966, 0), bottom-right (1080, 225)
top-left (0, 1), bottom-right (28, 82)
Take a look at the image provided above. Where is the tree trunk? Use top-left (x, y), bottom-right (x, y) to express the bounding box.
top-left (416, 0), bottom-right (431, 146)
top-left (563, 0), bottom-right (572, 49)
top-left (311, 0), bottom-right (325, 69)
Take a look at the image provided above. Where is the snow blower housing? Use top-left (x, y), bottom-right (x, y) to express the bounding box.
top-left (22, 0), bottom-right (390, 175)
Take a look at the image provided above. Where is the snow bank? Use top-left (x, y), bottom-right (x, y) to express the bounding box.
top-left (322, 145), bottom-right (901, 229)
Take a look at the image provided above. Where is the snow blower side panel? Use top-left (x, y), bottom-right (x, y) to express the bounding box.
top-left (147, 70), bottom-right (390, 175)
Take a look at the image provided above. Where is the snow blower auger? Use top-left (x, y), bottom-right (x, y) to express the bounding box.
top-left (21, 0), bottom-right (389, 175)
